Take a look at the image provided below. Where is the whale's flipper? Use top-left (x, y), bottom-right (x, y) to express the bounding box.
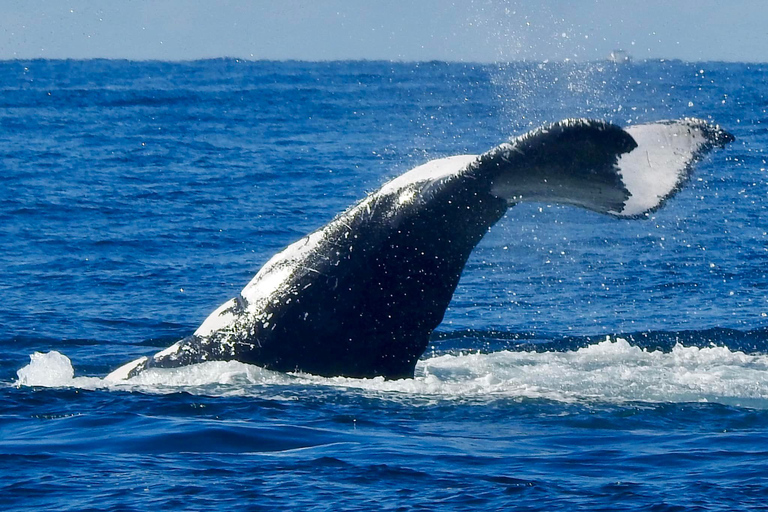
top-left (107, 118), bottom-right (733, 381)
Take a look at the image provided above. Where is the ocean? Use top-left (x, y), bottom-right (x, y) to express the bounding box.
top-left (1, 59), bottom-right (766, 511)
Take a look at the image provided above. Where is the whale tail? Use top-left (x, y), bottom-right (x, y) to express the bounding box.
top-left (106, 117), bottom-right (733, 382)
top-left (482, 118), bottom-right (733, 217)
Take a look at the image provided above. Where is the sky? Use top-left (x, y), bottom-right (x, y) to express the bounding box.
top-left (0, 0), bottom-right (766, 62)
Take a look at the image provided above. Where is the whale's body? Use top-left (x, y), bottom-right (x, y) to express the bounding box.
top-left (108, 118), bottom-right (733, 381)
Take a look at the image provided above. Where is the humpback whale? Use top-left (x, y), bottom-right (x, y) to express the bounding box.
top-left (107, 118), bottom-right (733, 381)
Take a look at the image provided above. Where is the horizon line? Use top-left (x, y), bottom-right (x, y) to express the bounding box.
top-left (0, 56), bottom-right (765, 65)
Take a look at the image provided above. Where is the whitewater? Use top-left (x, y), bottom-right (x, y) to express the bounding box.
top-left (2, 59), bottom-right (765, 511)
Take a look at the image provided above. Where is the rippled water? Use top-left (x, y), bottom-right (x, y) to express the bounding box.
top-left (2, 59), bottom-right (766, 511)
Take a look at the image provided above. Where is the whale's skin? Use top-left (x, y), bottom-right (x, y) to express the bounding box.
top-left (106, 118), bottom-right (733, 381)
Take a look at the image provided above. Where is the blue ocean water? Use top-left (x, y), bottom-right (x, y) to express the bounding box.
top-left (1, 59), bottom-right (766, 511)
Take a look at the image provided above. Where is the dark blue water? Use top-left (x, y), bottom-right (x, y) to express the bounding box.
top-left (1, 59), bottom-right (766, 511)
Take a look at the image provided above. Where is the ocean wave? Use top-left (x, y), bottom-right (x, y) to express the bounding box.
top-left (14, 337), bottom-right (768, 408)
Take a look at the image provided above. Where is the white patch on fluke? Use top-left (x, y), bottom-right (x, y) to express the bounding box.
top-left (613, 119), bottom-right (710, 217)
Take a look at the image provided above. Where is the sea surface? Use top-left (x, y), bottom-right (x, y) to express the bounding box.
top-left (1, 59), bottom-right (766, 511)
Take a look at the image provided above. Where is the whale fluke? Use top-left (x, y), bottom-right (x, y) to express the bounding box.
top-left (107, 118), bottom-right (733, 381)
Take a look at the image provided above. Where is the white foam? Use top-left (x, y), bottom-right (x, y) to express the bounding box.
top-left (15, 339), bottom-right (768, 408)
top-left (15, 351), bottom-right (74, 387)
top-left (15, 351), bottom-right (103, 389)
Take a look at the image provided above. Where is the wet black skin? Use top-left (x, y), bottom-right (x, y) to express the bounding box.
top-left (130, 119), bottom-right (732, 379)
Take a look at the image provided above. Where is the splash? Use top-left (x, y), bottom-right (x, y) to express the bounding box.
top-left (15, 351), bottom-right (105, 389)
top-left (467, 3), bottom-right (627, 126)
top-left (16, 351), bottom-right (75, 387)
top-left (14, 339), bottom-right (768, 407)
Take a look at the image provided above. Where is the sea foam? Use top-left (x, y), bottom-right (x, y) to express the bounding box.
top-left (14, 338), bottom-right (768, 407)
